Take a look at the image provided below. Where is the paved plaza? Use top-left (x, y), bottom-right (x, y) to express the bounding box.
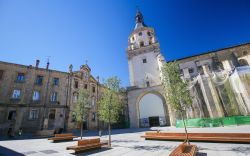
top-left (1, 126), bottom-right (250, 156)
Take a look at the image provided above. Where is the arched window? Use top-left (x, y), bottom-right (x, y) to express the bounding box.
top-left (239, 59), bottom-right (249, 66)
top-left (217, 62), bottom-right (224, 70)
top-left (147, 31), bottom-right (151, 36)
top-left (243, 51), bottom-right (248, 56)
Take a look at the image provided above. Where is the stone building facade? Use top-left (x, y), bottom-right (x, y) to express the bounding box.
top-left (66, 64), bottom-right (100, 131)
top-left (127, 10), bottom-right (250, 128)
top-left (0, 60), bottom-right (69, 135)
top-left (178, 43), bottom-right (250, 121)
top-left (0, 60), bottom-right (129, 136)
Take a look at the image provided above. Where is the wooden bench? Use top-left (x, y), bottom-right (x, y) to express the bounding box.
top-left (66, 138), bottom-right (108, 153)
top-left (48, 133), bottom-right (78, 142)
top-left (169, 142), bottom-right (197, 156)
top-left (141, 132), bottom-right (250, 143)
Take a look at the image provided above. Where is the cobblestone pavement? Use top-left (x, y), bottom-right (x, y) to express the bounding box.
top-left (0, 126), bottom-right (250, 156)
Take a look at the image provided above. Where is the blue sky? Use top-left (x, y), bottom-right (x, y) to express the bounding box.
top-left (1, 0), bottom-right (250, 86)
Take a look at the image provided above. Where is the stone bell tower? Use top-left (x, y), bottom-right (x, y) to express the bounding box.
top-left (127, 10), bottom-right (165, 88)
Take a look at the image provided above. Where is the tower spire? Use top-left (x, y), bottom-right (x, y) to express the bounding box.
top-left (134, 8), bottom-right (147, 30)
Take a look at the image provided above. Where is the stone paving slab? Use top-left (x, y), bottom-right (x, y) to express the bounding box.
top-left (1, 126), bottom-right (250, 156)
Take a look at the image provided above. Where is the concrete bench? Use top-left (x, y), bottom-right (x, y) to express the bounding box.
top-left (66, 138), bottom-right (108, 153)
top-left (48, 133), bottom-right (77, 142)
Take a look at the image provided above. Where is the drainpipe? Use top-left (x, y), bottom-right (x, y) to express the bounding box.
top-left (41, 67), bottom-right (51, 130)
top-left (64, 73), bottom-right (70, 131)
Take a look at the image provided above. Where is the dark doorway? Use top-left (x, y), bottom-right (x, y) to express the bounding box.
top-left (83, 121), bottom-right (87, 130)
top-left (149, 116), bottom-right (160, 127)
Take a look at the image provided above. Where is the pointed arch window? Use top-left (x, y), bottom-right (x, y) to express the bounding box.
top-left (239, 59), bottom-right (249, 66)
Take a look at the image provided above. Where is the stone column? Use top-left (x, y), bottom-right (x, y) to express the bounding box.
top-left (197, 74), bottom-right (214, 118)
top-left (203, 65), bottom-right (224, 117)
top-left (222, 60), bottom-right (233, 71)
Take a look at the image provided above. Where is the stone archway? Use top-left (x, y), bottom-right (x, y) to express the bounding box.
top-left (137, 92), bottom-right (169, 127)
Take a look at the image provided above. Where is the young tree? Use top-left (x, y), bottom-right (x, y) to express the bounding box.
top-left (98, 76), bottom-right (121, 147)
top-left (161, 61), bottom-right (192, 144)
top-left (73, 88), bottom-right (90, 140)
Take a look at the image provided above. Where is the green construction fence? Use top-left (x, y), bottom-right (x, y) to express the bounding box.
top-left (176, 116), bottom-right (250, 128)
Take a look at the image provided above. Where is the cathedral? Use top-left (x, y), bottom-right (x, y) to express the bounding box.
top-left (127, 10), bottom-right (250, 128)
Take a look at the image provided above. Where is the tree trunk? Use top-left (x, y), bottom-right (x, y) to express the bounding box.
top-left (108, 122), bottom-right (111, 147)
top-left (181, 112), bottom-right (189, 145)
top-left (80, 121), bottom-right (83, 140)
top-left (108, 94), bottom-right (112, 148)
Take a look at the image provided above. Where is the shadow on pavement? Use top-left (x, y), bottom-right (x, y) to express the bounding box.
top-left (231, 147), bottom-right (250, 155)
top-left (72, 128), bottom-right (150, 137)
top-left (0, 128), bottom-right (150, 141)
top-left (71, 147), bottom-right (112, 155)
top-left (196, 152), bottom-right (207, 156)
top-left (0, 146), bottom-right (25, 156)
top-left (131, 145), bottom-right (174, 151)
top-left (48, 140), bottom-right (76, 143)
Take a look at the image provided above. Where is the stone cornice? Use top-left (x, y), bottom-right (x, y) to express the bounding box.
top-left (127, 43), bottom-right (160, 59)
top-left (0, 103), bottom-right (68, 108)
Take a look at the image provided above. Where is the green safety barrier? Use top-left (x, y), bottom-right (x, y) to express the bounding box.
top-left (176, 116), bottom-right (250, 128)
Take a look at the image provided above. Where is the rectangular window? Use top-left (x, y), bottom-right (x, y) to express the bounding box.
top-left (92, 86), bottom-right (95, 93)
top-left (0, 70), bottom-right (3, 80)
top-left (74, 81), bottom-right (78, 89)
top-left (91, 97), bottom-right (95, 106)
top-left (36, 75), bottom-right (43, 85)
top-left (12, 89), bottom-right (21, 99)
top-left (73, 93), bottom-right (78, 103)
top-left (92, 112), bottom-right (96, 121)
top-left (8, 111), bottom-right (16, 120)
top-left (33, 91), bottom-right (40, 101)
top-left (142, 58), bottom-right (147, 63)
top-left (84, 84), bottom-right (88, 89)
top-left (51, 92), bottom-right (58, 102)
top-left (16, 73), bottom-right (25, 82)
top-left (49, 109), bottom-right (56, 119)
top-left (179, 69), bottom-right (184, 75)
top-left (29, 109), bottom-right (38, 120)
top-left (140, 41), bottom-right (144, 47)
top-left (139, 32), bottom-right (142, 36)
top-left (146, 81), bottom-right (150, 87)
top-left (53, 78), bottom-right (59, 86)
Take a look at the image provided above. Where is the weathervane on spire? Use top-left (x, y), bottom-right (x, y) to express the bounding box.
top-left (135, 7), bottom-right (144, 24)
top-left (134, 6), bottom-right (146, 29)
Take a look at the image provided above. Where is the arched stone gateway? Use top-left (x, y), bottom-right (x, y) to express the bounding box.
top-left (137, 92), bottom-right (169, 127)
